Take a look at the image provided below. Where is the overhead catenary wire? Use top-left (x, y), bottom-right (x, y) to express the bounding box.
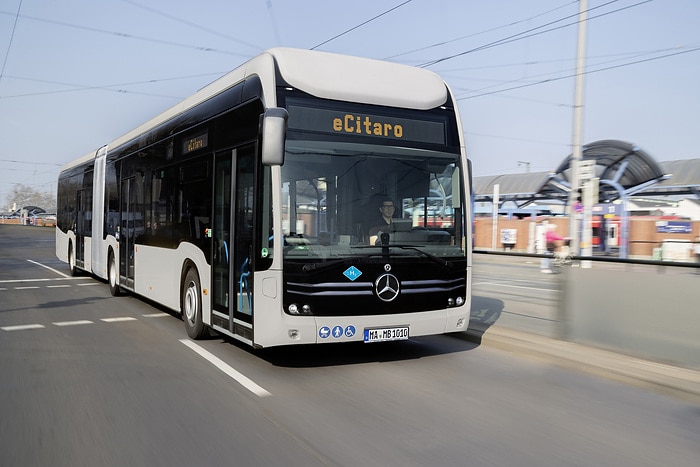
top-left (266, 0), bottom-right (283, 46)
top-left (0, 72), bottom-right (227, 100)
top-left (451, 44), bottom-right (700, 101)
top-left (0, 0), bottom-right (22, 87)
top-left (118, 0), bottom-right (262, 52)
top-left (310, 0), bottom-right (412, 50)
top-left (416, 0), bottom-right (653, 68)
top-left (457, 45), bottom-right (700, 101)
top-left (0, 0), bottom-right (694, 199)
top-left (0, 10), bottom-right (252, 57)
top-left (384, 0), bottom-right (577, 61)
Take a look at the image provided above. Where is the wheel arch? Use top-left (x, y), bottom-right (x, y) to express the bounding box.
top-left (179, 259), bottom-right (199, 312)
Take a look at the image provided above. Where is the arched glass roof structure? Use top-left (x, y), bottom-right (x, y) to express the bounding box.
top-left (473, 140), bottom-right (698, 205)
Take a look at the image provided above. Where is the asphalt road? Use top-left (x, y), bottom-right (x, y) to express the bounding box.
top-left (470, 252), bottom-right (562, 337)
top-left (1, 225), bottom-right (698, 466)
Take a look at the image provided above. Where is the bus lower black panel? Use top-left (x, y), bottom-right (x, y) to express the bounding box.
top-left (283, 260), bottom-right (466, 316)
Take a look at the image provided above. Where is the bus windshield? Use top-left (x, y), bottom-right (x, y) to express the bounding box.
top-left (280, 139), bottom-right (466, 262)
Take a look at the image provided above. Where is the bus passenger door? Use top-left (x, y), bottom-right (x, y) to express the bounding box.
top-left (75, 189), bottom-right (87, 268)
top-left (234, 144), bottom-right (256, 321)
top-left (212, 152), bottom-right (232, 325)
top-left (119, 177), bottom-right (136, 289)
top-left (212, 144), bottom-right (256, 338)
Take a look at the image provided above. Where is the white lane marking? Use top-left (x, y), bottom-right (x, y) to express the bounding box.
top-left (26, 259), bottom-right (70, 278)
top-left (46, 285), bottom-right (71, 288)
top-left (2, 324), bottom-right (45, 331)
top-left (143, 313), bottom-right (170, 318)
top-left (101, 317), bottom-right (138, 323)
top-left (180, 339), bottom-right (271, 398)
top-left (0, 277), bottom-right (83, 284)
top-left (473, 281), bottom-right (554, 292)
top-left (77, 283), bottom-right (100, 286)
top-left (1, 318), bottom-right (135, 330)
top-left (54, 320), bottom-right (94, 327)
top-left (14, 286), bottom-right (40, 290)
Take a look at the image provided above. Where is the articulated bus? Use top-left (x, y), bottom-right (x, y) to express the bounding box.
top-left (56, 48), bottom-right (472, 348)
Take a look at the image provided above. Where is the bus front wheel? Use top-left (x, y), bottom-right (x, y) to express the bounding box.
top-left (182, 268), bottom-right (206, 339)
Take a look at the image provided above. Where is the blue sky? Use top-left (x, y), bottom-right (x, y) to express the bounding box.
top-left (1, 0), bottom-right (698, 208)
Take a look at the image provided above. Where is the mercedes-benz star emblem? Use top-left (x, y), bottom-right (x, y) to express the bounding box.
top-left (375, 273), bottom-right (400, 302)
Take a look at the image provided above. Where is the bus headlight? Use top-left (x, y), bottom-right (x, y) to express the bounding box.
top-left (455, 296), bottom-right (464, 306)
top-left (287, 303), bottom-right (312, 315)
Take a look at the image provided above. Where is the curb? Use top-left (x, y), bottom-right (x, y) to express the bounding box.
top-left (461, 326), bottom-right (700, 404)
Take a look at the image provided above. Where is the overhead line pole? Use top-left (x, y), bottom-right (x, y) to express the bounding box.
top-left (569, 0), bottom-right (588, 257)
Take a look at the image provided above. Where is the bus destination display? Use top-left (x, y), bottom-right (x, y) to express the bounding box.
top-left (288, 105), bottom-right (446, 145)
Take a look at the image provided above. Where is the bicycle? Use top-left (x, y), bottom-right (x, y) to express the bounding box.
top-left (550, 242), bottom-right (573, 274)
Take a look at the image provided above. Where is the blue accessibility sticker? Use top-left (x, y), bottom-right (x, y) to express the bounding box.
top-left (343, 266), bottom-right (362, 281)
top-left (321, 325), bottom-right (357, 339)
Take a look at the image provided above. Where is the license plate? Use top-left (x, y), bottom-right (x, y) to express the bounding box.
top-left (363, 326), bottom-right (409, 343)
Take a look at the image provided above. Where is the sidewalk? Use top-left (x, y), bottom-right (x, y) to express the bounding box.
top-left (462, 324), bottom-right (700, 404)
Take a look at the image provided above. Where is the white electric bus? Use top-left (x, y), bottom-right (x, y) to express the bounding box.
top-left (56, 48), bottom-right (472, 348)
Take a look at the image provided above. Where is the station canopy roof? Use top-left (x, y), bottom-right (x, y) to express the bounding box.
top-left (473, 140), bottom-right (698, 205)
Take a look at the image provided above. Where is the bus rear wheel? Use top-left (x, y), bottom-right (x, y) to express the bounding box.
top-left (183, 268), bottom-right (206, 339)
top-left (68, 243), bottom-right (77, 276)
top-left (108, 252), bottom-right (122, 296)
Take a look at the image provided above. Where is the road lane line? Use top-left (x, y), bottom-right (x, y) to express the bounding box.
top-left (473, 281), bottom-right (554, 292)
top-left (2, 324), bottom-right (45, 331)
top-left (77, 283), bottom-right (100, 286)
top-left (54, 320), bottom-right (94, 327)
top-left (180, 339), bottom-right (271, 398)
top-left (0, 278), bottom-right (83, 283)
top-left (47, 285), bottom-right (71, 288)
top-left (26, 259), bottom-right (70, 278)
top-left (14, 286), bottom-right (40, 290)
top-left (101, 317), bottom-right (138, 323)
top-left (143, 313), bottom-right (170, 318)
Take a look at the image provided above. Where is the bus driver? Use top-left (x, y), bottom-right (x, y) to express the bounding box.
top-left (368, 197), bottom-right (396, 245)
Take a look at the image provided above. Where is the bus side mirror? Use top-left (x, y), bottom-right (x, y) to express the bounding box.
top-left (261, 107), bottom-right (288, 166)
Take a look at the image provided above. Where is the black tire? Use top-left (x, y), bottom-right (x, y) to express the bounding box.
top-left (182, 268), bottom-right (206, 339)
top-left (108, 251), bottom-right (122, 296)
top-left (68, 243), bottom-right (78, 277)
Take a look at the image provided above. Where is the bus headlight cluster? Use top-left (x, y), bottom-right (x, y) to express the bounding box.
top-left (287, 303), bottom-right (313, 315)
top-left (447, 296), bottom-right (465, 307)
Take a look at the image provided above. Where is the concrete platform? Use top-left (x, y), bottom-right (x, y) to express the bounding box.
top-left (461, 325), bottom-right (700, 404)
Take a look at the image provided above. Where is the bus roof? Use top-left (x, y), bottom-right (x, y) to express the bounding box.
top-left (270, 47), bottom-right (448, 110)
top-left (60, 48), bottom-right (450, 173)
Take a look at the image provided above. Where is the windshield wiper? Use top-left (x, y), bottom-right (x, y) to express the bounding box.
top-left (300, 254), bottom-right (378, 273)
top-left (390, 245), bottom-right (456, 268)
top-left (350, 244), bottom-right (456, 269)
top-left (299, 245), bottom-right (459, 273)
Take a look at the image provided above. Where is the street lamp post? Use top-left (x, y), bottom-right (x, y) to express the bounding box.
top-left (569, 0), bottom-right (588, 257)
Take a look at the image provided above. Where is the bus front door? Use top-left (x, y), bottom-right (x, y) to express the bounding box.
top-left (212, 144), bottom-right (256, 340)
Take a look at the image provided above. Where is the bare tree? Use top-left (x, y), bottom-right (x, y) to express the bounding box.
top-left (7, 184), bottom-right (56, 212)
